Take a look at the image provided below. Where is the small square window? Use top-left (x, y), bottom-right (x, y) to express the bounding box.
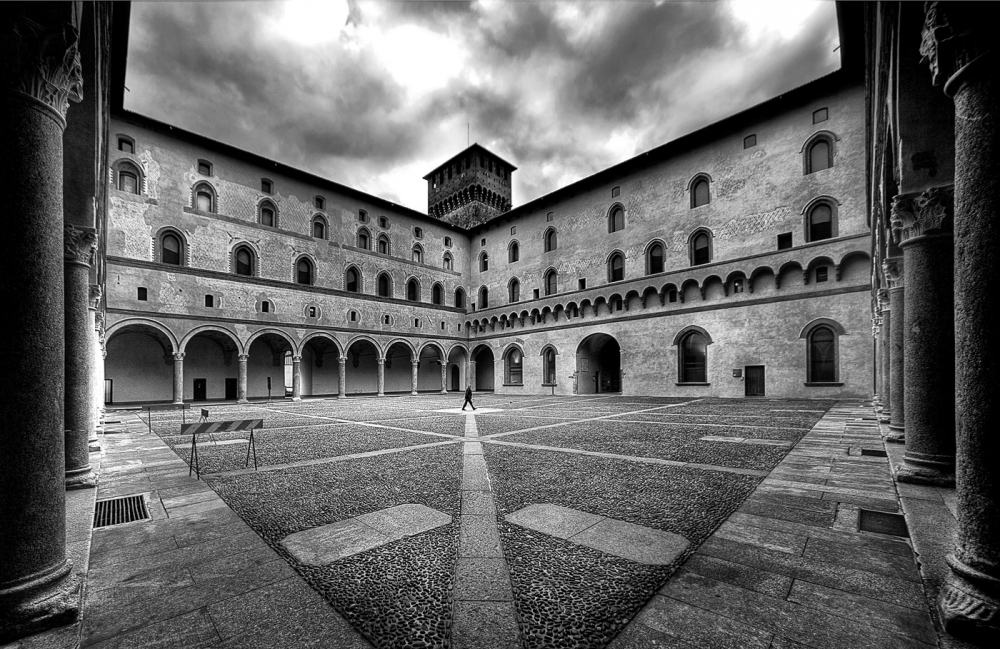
top-left (733, 279), bottom-right (744, 294)
top-left (350, 310), bottom-right (358, 322)
top-left (533, 289), bottom-right (540, 299)
top-left (481, 238), bottom-right (486, 247)
top-left (383, 314), bottom-right (391, 325)
top-left (261, 179), bottom-right (273, 193)
top-left (137, 287), bottom-right (147, 301)
top-left (261, 301), bottom-right (270, 313)
top-left (578, 279), bottom-right (586, 290)
top-left (444, 236), bottom-right (452, 247)
top-left (314, 196), bottom-right (325, 209)
top-left (612, 186), bottom-right (620, 198)
top-left (414, 227), bottom-right (423, 239)
top-left (546, 212), bottom-right (554, 222)
top-left (777, 232), bottom-right (793, 250)
top-left (668, 289), bottom-right (678, 303)
top-left (816, 267), bottom-right (829, 283)
top-left (379, 216), bottom-right (388, 228)
top-left (510, 226), bottom-right (516, 235)
top-left (744, 134), bottom-right (757, 149)
top-left (205, 295), bottom-right (214, 307)
top-left (197, 160), bottom-right (212, 175)
top-left (118, 138), bottom-right (134, 154)
top-left (813, 108), bottom-right (828, 124)
top-left (414, 318), bottom-right (420, 328)
top-left (308, 306), bottom-right (317, 317)
top-left (358, 210), bottom-right (369, 223)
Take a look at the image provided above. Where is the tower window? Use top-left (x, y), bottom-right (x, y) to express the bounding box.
top-left (509, 278), bottom-right (520, 303)
top-left (377, 273), bottom-right (392, 298)
top-left (509, 241), bottom-right (519, 263)
top-left (312, 217), bottom-right (326, 239)
top-left (261, 178), bottom-right (273, 193)
top-left (608, 206), bottom-right (624, 233)
top-left (414, 227), bottom-right (423, 239)
top-left (691, 231), bottom-right (712, 266)
top-left (161, 232), bottom-right (181, 266)
top-left (511, 226), bottom-right (516, 235)
top-left (296, 258), bottom-right (313, 285)
top-left (480, 252), bottom-right (489, 272)
top-left (544, 269), bottom-right (557, 296)
top-left (479, 286), bottom-right (489, 309)
top-left (378, 234), bottom-right (390, 255)
top-left (612, 186), bottom-right (620, 198)
top-left (259, 201), bottom-right (276, 227)
top-left (197, 160), bottom-right (212, 175)
top-left (444, 236), bottom-right (452, 247)
top-left (679, 331), bottom-right (708, 383)
top-left (608, 253), bottom-right (625, 282)
top-left (691, 177), bottom-right (710, 208)
top-left (137, 287), bottom-right (147, 301)
top-left (117, 137), bottom-right (134, 153)
top-left (358, 228), bottom-right (371, 250)
top-left (261, 301), bottom-right (271, 313)
top-left (807, 139), bottom-right (832, 173)
top-left (777, 232), bottom-right (793, 250)
top-left (544, 229), bottom-right (557, 252)
top-left (432, 283), bottom-right (443, 305)
top-left (314, 195), bottom-right (325, 209)
top-left (407, 278), bottom-right (420, 301)
top-left (205, 295), bottom-right (214, 307)
top-left (379, 216), bottom-right (388, 228)
top-left (647, 243), bottom-right (664, 275)
top-left (234, 246), bottom-right (255, 276)
top-left (504, 348), bottom-right (523, 385)
top-left (345, 267), bottom-right (360, 293)
top-left (808, 326), bottom-right (837, 382)
top-left (358, 210), bottom-right (369, 223)
top-left (813, 108), bottom-right (829, 124)
top-left (807, 203), bottom-right (834, 242)
top-left (546, 212), bottom-right (554, 222)
top-left (744, 134), bottom-right (757, 149)
top-left (118, 170), bottom-right (138, 194)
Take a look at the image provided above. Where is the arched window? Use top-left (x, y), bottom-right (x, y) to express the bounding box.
top-left (679, 331), bottom-right (708, 383)
top-left (377, 234), bottom-right (390, 255)
top-left (234, 246), bottom-right (255, 276)
top-left (691, 176), bottom-right (710, 208)
top-left (160, 232), bottom-right (182, 266)
top-left (412, 245), bottom-right (423, 264)
top-left (345, 266), bottom-right (360, 293)
top-left (443, 253), bottom-right (453, 271)
top-left (432, 283), bottom-right (444, 305)
top-left (117, 164), bottom-right (140, 194)
top-left (691, 230), bottom-right (712, 266)
top-left (807, 202), bottom-right (834, 242)
top-left (357, 227), bottom-right (371, 250)
top-left (407, 278), bottom-right (420, 301)
top-left (807, 139), bottom-right (832, 173)
top-left (544, 228), bottom-right (557, 252)
top-left (509, 241), bottom-right (519, 263)
top-left (542, 347), bottom-right (557, 385)
top-left (608, 206), bottom-right (624, 233)
top-left (480, 252), bottom-right (489, 272)
top-left (455, 287), bottom-right (466, 309)
top-left (808, 326), bottom-right (837, 383)
top-left (312, 216), bottom-right (326, 239)
top-left (608, 252), bottom-right (625, 282)
top-left (377, 273), bottom-right (392, 298)
top-left (192, 182), bottom-right (215, 213)
top-left (504, 347), bottom-right (523, 385)
top-left (479, 286), bottom-right (489, 309)
top-left (647, 243), bottom-right (664, 275)
top-left (509, 278), bottom-right (520, 303)
top-left (544, 269), bottom-right (557, 296)
top-left (259, 201), bottom-right (276, 227)
top-left (296, 258), bottom-right (313, 285)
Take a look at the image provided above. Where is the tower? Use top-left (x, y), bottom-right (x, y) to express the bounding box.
top-left (424, 144), bottom-right (516, 228)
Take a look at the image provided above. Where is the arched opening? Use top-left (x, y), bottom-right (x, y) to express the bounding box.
top-left (576, 334), bottom-right (621, 394)
top-left (807, 202), bottom-right (834, 242)
top-left (406, 278), bottom-right (420, 302)
top-left (296, 258), bottom-right (313, 285)
top-left (542, 346), bottom-right (558, 386)
top-left (417, 346), bottom-right (445, 392)
top-left (377, 273), bottom-right (392, 298)
top-left (104, 323), bottom-right (176, 403)
top-left (677, 329), bottom-right (709, 383)
top-left (234, 245), bottom-right (255, 276)
top-left (608, 252), bottom-right (625, 282)
top-left (691, 230), bottom-right (712, 266)
top-left (160, 231), bottom-right (183, 266)
top-left (473, 347), bottom-right (495, 391)
top-left (432, 283), bottom-right (444, 305)
top-left (455, 287), bottom-right (466, 309)
top-left (608, 205), bottom-right (624, 233)
top-left (647, 242), bottom-right (664, 275)
top-left (544, 228), bottom-right (557, 252)
top-left (478, 286), bottom-right (489, 309)
top-left (503, 347), bottom-right (523, 385)
top-left (301, 335), bottom-right (341, 396)
top-left (345, 266), bottom-right (361, 293)
top-left (383, 342), bottom-right (415, 394)
top-left (544, 269), bottom-right (557, 296)
top-left (246, 333), bottom-right (294, 400)
top-left (807, 326), bottom-right (839, 383)
top-left (182, 329), bottom-right (241, 401)
top-left (345, 339), bottom-right (379, 394)
top-left (448, 346), bottom-right (468, 392)
top-left (508, 241), bottom-right (519, 263)
top-left (691, 176), bottom-right (710, 208)
top-left (509, 278), bottom-right (520, 303)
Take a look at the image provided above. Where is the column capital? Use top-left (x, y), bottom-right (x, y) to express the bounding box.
top-left (238, 353), bottom-right (249, 362)
top-left (292, 355), bottom-right (302, 363)
top-left (172, 352), bottom-right (185, 361)
top-left (88, 284), bottom-right (102, 310)
top-left (377, 358), bottom-right (385, 365)
top-left (338, 356), bottom-right (346, 365)
top-left (412, 360), bottom-right (420, 367)
top-left (0, 7), bottom-right (84, 124)
top-left (882, 256), bottom-right (905, 290)
top-left (920, 2), bottom-right (992, 92)
top-left (64, 224), bottom-right (96, 267)
top-left (891, 185), bottom-right (954, 246)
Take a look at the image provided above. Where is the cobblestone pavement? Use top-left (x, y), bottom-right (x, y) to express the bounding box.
top-left (5, 395), bottom-right (949, 649)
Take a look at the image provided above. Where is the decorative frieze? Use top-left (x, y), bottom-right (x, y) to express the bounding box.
top-left (891, 185), bottom-right (954, 245)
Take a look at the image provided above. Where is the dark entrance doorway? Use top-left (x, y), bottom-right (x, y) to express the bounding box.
top-left (193, 378), bottom-right (207, 401)
top-left (450, 365), bottom-right (460, 391)
top-left (745, 366), bottom-right (765, 396)
top-left (473, 347), bottom-right (495, 391)
top-left (576, 334), bottom-right (621, 394)
top-left (225, 378), bottom-right (237, 400)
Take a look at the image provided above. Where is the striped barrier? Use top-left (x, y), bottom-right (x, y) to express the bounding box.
top-left (183, 419), bottom-right (262, 479)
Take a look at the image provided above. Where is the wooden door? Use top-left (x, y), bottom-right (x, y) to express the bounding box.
top-left (745, 366), bottom-right (765, 397)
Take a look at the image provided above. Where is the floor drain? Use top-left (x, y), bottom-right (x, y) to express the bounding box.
top-left (94, 494), bottom-right (150, 529)
top-left (858, 509), bottom-right (909, 538)
top-left (861, 448), bottom-right (888, 457)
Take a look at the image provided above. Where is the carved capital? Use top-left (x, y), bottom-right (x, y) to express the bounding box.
top-left (0, 8), bottom-right (83, 122)
top-left (920, 2), bottom-right (991, 90)
top-left (88, 284), bottom-right (102, 309)
top-left (292, 355), bottom-right (302, 363)
top-left (64, 224), bottom-right (97, 266)
top-left (238, 353), bottom-right (249, 362)
top-left (882, 256), bottom-right (905, 289)
top-left (172, 352), bottom-right (185, 362)
top-left (338, 357), bottom-right (346, 365)
top-left (890, 185), bottom-right (954, 245)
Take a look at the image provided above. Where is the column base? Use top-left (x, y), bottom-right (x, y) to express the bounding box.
top-left (337, 394), bottom-right (346, 400)
top-left (88, 441), bottom-right (101, 452)
top-left (440, 390), bottom-right (448, 395)
top-left (291, 397), bottom-right (301, 402)
top-left (410, 391), bottom-right (418, 396)
top-left (377, 392), bottom-right (385, 397)
top-left (0, 561), bottom-right (80, 644)
top-left (885, 430), bottom-right (905, 443)
top-left (171, 400), bottom-right (184, 405)
top-left (64, 466), bottom-right (96, 490)
top-left (894, 460), bottom-right (955, 486)
top-left (237, 398), bottom-right (249, 404)
top-left (939, 555), bottom-right (1000, 644)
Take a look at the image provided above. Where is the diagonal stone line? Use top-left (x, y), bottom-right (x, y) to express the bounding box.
top-left (453, 413), bottom-right (521, 649)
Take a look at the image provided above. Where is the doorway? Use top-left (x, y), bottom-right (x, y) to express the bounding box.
top-left (450, 365), bottom-right (459, 392)
top-left (225, 378), bottom-right (237, 401)
top-left (745, 366), bottom-right (765, 397)
top-left (576, 333), bottom-right (621, 394)
top-left (193, 378), bottom-right (207, 401)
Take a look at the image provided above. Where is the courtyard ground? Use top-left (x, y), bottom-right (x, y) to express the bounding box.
top-left (4, 394), bottom-right (974, 649)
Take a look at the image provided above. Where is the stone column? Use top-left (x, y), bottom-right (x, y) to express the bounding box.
top-left (63, 226), bottom-right (96, 489)
top-left (172, 353), bottom-right (185, 404)
top-left (877, 289), bottom-right (891, 416)
top-left (469, 360), bottom-right (477, 391)
top-left (884, 258), bottom-right (906, 441)
top-left (87, 285), bottom-right (101, 449)
top-left (337, 357), bottom-right (346, 399)
top-left (237, 354), bottom-right (249, 403)
top-left (377, 359), bottom-right (385, 397)
top-left (410, 360), bottom-right (419, 395)
top-left (440, 361), bottom-right (448, 394)
top-left (924, 5), bottom-right (1000, 635)
top-left (92, 311), bottom-right (105, 443)
top-left (0, 5), bottom-right (84, 641)
top-left (890, 187), bottom-right (954, 484)
top-left (292, 355), bottom-right (302, 401)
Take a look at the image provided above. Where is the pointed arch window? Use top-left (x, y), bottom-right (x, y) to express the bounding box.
top-left (234, 246), bottom-right (255, 277)
top-left (443, 252), bottom-right (453, 271)
top-left (455, 287), bottom-right (466, 309)
top-left (312, 216), bottom-right (327, 239)
top-left (544, 269), bottom-right (558, 296)
top-left (259, 200), bottom-right (276, 227)
top-left (407, 278), bottom-right (420, 301)
top-left (479, 286), bottom-right (489, 309)
top-left (296, 258), bottom-right (313, 285)
top-left (807, 202), bottom-right (834, 242)
top-left (542, 347), bottom-right (557, 385)
top-left (412, 245), bottom-right (423, 264)
top-left (480, 252), bottom-right (489, 272)
top-left (118, 167), bottom-right (139, 194)
top-left (377, 273), bottom-right (392, 298)
top-left (679, 331), bottom-right (708, 383)
top-left (504, 348), bottom-right (523, 385)
top-left (509, 278), bottom-right (520, 303)
top-left (377, 234), bottom-right (390, 255)
top-left (544, 228), bottom-right (557, 252)
top-left (808, 139), bottom-right (831, 173)
top-left (196, 187), bottom-right (214, 212)
top-left (808, 326), bottom-right (838, 383)
top-left (509, 241), bottom-right (519, 263)
top-left (691, 176), bottom-right (710, 208)
top-left (608, 206), bottom-right (625, 233)
top-left (161, 232), bottom-right (182, 266)
top-left (647, 243), bottom-right (664, 275)
top-left (608, 252), bottom-right (625, 282)
top-left (691, 230), bottom-right (712, 266)
top-left (432, 283), bottom-right (444, 305)
top-left (358, 227), bottom-right (371, 250)
top-left (345, 267), bottom-right (361, 293)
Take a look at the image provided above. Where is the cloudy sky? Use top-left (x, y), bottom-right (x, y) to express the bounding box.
top-left (125, 0), bottom-right (841, 212)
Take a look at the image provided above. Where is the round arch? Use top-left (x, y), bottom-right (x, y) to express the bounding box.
top-left (671, 325), bottom-right (714, 347)
top-left (381, 337), bottom-right (417, 362)
top-left (299, 331), bottom-right (344, 357)
top-left (106, 318), bottom-right (180, 352)
top-left (418, 340), bottom-right (448, 361)
top-left (345, 334), bottom-right (383, 358)
top-left (180, 324), bottom-right (243, 355)
top-left (576, 333), bottom-right (621, 394)
top-left (799, 317), bottom-right (848, 338)
top-left (244, 328), bottom-right (296, 354)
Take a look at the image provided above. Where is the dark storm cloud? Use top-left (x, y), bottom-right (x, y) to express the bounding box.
top-left (125, 1), bottom-right (840, 211)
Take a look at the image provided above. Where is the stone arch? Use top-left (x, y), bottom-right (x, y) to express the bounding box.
top-left (381, 337), bottom-right (417, 362)
top-left (300, 331), bottom-right (344, 357)
top-left (419, 340), bottom-right (447, 361)
top-left (180, 324), bottom-right (243, 355)
top-left (799, 317), bottom-right (848, 338)
top-left (106, 318), bottom-right (180, 353)
top-left (671, 324), bottom-right (714, 346)
top-left (245, 328), bottom-right (296, 354)
top-left (345, 334), bottom-right (383, 358)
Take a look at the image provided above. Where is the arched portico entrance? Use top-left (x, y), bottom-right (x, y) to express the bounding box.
top-left (245, 332), bottom-right (294, 400)
top-left (345, 338), bottom-right (380, 395)
top-left (104, 321), bottom-right (177, 403)
top-left (472, 346), bottom-right (495, 391)
top-left (576, 333), bottom-right (621, 394)
top-left (384, 341), bottom-right (416, 394)
top-left (181, 328), bottom-right (241, 401)
top-left (300, 334), bottom-right (342, 397)
top-left (448, 346), bottom-right (468, 392)
top-left (417, 344), bottom-right (447, 393)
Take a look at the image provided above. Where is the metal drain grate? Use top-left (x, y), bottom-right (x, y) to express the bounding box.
top-left (861, 448), bottom-right (888, 457)
top-left (859, 509), bottom-right (909, 538)
top-left (94, 495), bottom-right (150, 529)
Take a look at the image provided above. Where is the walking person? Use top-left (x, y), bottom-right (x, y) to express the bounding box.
top-left (461, 385), bottom-right (476, 411)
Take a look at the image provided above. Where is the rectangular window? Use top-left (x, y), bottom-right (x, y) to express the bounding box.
top-left (444, 236), bottom-right (452, 247)
top-left (533, 289), bottom-right (540, 299)
top-left (816, 267), bottom-right (829, 283)
top-left (546, 212), bottom-right (554, 222)
top-left (441, 322), bottom-right (445, 330)
top-left (578, 279), bottom-right (586, 290)
top-left (777, 232), bottom-right (793, 250)
top-left (205, 295), bottom-right (214, 307)
top-left (261, 179), bottom-right (273, 193)
top-left (261, 301), bottom-right (270, 313)
top-left (612, 186), bottom-right (620, 198)
top-left (733, 279), bottom-right (744, 294)
top-left (510, 226), bottom-right (516, 235)
top-left (414, 319), bottom-right (420, 327)
top-left (744, 134), bottom-right (757, 149)
top-left (118, 138), bottom-right (134, 154)
top-left (137, 287), bottom-right (147, 301)
top-left (315, 196), bottom-right (325, 209)
top-left (197, 160), bottom-right (211, 175)
top-left (813, 108), bottom-right (829, 124)
top-left (350, 311), bottom-right (358, 321)
top-left (668, 289), bottom-right (678, 303)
